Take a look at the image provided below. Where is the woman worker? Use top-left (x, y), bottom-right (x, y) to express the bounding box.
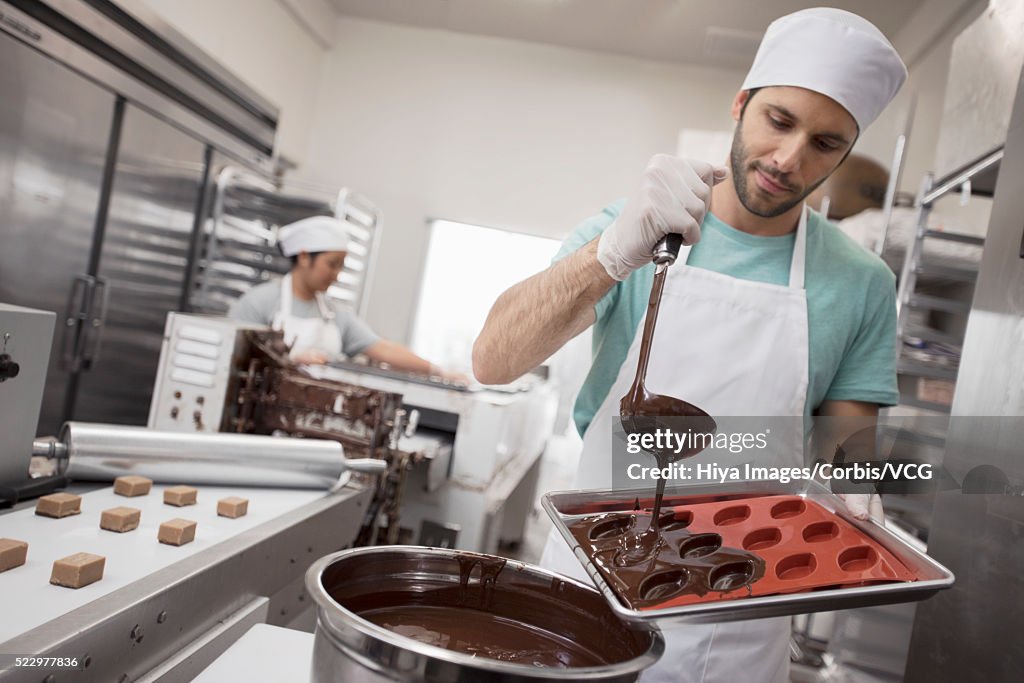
top-left (229, 215), bottom-right (459, 379)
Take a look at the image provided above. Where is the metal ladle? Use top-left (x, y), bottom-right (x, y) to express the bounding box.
top-left (616, 235), bottom-right (716, 559)
top-left (619, 234), bottom-right (717, 447)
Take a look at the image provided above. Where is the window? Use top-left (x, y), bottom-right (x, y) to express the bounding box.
top-left (411, 219), bottom-right (561, 375)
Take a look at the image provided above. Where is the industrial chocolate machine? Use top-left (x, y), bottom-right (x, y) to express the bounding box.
top-left (148, 313), bottom-right (559, 554)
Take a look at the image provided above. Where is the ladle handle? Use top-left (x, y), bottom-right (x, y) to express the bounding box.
top-left (652, 234), bottom-right (683, 266)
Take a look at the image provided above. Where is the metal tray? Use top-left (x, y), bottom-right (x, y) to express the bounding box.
top-left (542, 479), bottom-right (955, 624)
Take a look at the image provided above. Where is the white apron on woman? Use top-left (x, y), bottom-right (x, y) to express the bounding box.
top-left (540, 207), bottom-right (811, 683)
top-left (272, 273), bottom-right (342, 359)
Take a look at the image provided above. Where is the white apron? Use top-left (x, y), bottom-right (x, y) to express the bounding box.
top-left (541, 207), bottom-right (810, 683)
top-left (272, 274), bottom-right (343, 359)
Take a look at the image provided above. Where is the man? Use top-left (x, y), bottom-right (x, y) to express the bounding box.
top-left (230, 215), bottom-right (459, 379)
top-left (473, 8), bottom-right (905, 683)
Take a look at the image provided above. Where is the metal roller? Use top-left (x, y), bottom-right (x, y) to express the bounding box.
top-left (33, 422), bottom-right (386, 490)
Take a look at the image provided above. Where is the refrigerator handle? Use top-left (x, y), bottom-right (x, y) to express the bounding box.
top-left (60, 274), bottom-right (92, 372)
top-left (80, 276), bottom-right (109, 370)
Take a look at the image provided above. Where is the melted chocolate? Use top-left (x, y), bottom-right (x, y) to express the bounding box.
top-left (567, 510), bottom-right (766, 609)
top-left (359, 605), bottom-right (603, 667)
top-left (619, 266), bottom-right (716, 539)
top-left (323, 552), bottom-right (651, 668)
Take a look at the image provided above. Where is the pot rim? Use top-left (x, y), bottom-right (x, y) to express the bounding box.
top-left (305, 545), bottom-right (664, 679)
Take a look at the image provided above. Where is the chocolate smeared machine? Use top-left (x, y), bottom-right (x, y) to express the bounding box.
top-left (146, 312), bottom-right (559, 553)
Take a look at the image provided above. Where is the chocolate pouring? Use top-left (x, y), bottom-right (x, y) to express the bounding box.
top-left (618, 248), bottom-right (716, 551)
top-left (596, 241), bottom-right (769, 607)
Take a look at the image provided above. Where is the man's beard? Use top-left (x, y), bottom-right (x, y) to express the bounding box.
top-left (729, 124), bottom-right (828, 219)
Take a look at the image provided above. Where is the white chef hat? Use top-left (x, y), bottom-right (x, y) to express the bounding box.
top-left (278, 216), bottom-right (350, 257)
top-left (741, 7), bottom-right (907, 132)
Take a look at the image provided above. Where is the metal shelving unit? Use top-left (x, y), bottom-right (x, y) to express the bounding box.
top-left (188, 167), bottom-right (382, 317)
top-left (894, 145), bottom-right (1003, 413)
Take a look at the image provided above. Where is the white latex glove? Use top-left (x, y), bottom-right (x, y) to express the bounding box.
top-left (837, 492), bottom-right (885, 525)
top-left (597, 155), bottom-right (729, 281)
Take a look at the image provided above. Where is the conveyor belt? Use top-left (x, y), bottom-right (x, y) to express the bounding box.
top-left (0, 484), bottom-right (324, 643)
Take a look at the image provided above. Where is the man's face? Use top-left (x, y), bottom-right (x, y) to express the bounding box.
top-left (729, 86), bottom-right (858, 218)
top-left (296, 250), bottom-right (347, 292)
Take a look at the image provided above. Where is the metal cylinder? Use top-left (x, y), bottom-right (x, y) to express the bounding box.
top-left (306, 546), bottom-right (663, 682)
top-left (55, 422), bottom-right (357, 489)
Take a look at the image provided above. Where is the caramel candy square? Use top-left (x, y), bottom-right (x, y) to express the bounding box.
top-left (50, 552), bottom-right (105, 588)
top-left (114, 475), bottom-right (153, 497)
top-left (0, 538), bottom-right (28, 573)
top-left (158, 518), bottom-right (197, 546)
top-left (164, 485), bottom-right (197, 507)
top-left (35, 492), bottom-right (82, 518)
top-left (100, 506), bottom-right (141, 533)
top-left (217, 496), bottom-right (249, 519)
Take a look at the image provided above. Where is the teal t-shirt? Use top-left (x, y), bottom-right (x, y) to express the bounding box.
top-left (556, 200), bottom-right (899, 437)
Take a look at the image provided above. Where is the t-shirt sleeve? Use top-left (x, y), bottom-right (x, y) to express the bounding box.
top-left (336, 310), bottom-right (380, 357)
top-left (824, 266), bottom-right (900, 406)
top-left (227, 286), bottom-right (273, 325)
top-left (552, 200), bottom-right (625, 321)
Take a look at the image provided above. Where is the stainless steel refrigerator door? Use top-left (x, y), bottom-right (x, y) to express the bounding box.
top-left (0, 31), bottom-right (116, 436)
top-left (72, 105), bottom-right (207, 425)
top-left (905, 66), bottom-right (1024, 683)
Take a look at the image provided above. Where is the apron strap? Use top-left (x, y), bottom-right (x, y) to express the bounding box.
top-left (278, 273), bottom-right (334, 322)
top-left (788, 204), bottom-right (808, 291)
top-left (275, 273), bottom-right (293, 329)
top-left (314, 292), bottom-right (336, 321)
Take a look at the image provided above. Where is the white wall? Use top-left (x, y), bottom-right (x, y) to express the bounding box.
top-left (303, 17), bottom-right (745, 342)
top-left (139, 0), bottom-right (329, 163)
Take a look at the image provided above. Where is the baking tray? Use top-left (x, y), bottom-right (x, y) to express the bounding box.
top-left (542, 479), bottom-right (954, 624)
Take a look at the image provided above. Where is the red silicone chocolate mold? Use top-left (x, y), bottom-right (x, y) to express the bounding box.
top-left (639, 495), bottom-right (918, 610)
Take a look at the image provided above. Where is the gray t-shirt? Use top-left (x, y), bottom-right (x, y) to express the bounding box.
top-left (228, 279), bottom-right (379, 357)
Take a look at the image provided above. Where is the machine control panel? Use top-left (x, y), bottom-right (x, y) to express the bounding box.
top-left (0, 304), bottom-right (56, 489)
top-left (148, 314), bottom-right (262, 433)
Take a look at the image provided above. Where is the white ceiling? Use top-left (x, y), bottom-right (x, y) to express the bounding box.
top-left (324, 0), bottom-right (927, 69)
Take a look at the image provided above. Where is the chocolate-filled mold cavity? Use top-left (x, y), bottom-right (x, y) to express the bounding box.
top-left (776, 553), bottom-right (817, 581)
top-left (678, 533), bottom-right (722, 559)
top-left (709, 561), bottom-right (757, 592)
top-left (566, 510), bottom-right (766, 610)
top-left (743, 527), bottom-right (782, 551)
top-left (802, 521), bottom-right (840, 543)
top-left (713, 505), bottom-right (750, 526)
top-left (839, 546), bottom-right (879, 572)
top-left (639, 569), bottom-right (691, 602)
top-left (657, 510), bottom-right (693, 533)
top-left (588, 514), bottom-right (633, 541)
top-left (770, 498), bottom-right (806, 519)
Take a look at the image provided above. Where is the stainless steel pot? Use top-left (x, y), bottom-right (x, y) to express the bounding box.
top-left (306, 546), bottom-right (663, 682)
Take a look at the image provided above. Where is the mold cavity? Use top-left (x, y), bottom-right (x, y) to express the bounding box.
top-left (589, 515), bottom-right (632, 541)
top-left (657, 510), bottom-right (693, 532)
top-left (639, 570), bottom-right (690, 602)
top-left (709, 561), bottom-right (756, 592)
top-left (678, 533), bottom-right (722, 559)
top-left (713, 505), bottom-right (751, 526)
top-left (802, 521), bottom-right (839, 543)
top-left (776, 553), bottom-right (817, 581)
top-left (838, 546), bottom-right (879, 572)
top-left (743, 527), bottom-right (782, 551)
top-left (770, 499), bottom-right (806, 519)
